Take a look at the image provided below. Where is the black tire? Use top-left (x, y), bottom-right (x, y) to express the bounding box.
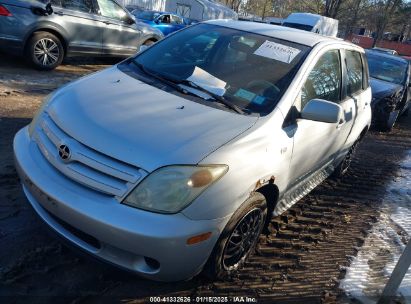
top-left (332, 140), bottom-right (359, 179)
top-left (398, 89), bottom-right (409, 117)
top-left (26, 31), bottom-right (64, 71)
top-left (374, 107), bottom-right (399, 132)
top-left (203, 192), bottom-right (267, 280)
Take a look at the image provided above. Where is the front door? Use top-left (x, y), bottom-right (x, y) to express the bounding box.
top-left (94, 0), bottom-right (142, 56)
top-left (288, 49), bottom-right (350, 186)
top-left (50, 0), bottom-right (102, 55)
top-left (155, 14), bottom-right (175, 36)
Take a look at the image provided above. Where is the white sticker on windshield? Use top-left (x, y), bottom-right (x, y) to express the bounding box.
top-left (187, 66), bottom-right (227, 96)
top-left (253, 41), bottom-right (301, 64)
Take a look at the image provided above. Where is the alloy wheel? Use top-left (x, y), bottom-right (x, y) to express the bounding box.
top-left (34, 38), bottom-right (60, 66)
top-left (222, 208), bottom-right (264, 270)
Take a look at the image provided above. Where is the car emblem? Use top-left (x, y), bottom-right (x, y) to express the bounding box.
top-left (58, 144), bottom-right (71, 161)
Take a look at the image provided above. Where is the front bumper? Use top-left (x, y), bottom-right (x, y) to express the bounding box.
top-left (14, 127), bottom-right (229, 281)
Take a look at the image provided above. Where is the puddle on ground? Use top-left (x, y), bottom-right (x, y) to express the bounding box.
top-left (340, 150), bottom-right (411, 303)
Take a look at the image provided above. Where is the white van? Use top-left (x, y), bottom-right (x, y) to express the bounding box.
top-left (283, 13), bottom-right (339, 37)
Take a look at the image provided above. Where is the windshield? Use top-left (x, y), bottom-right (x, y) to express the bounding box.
top-left (366, 52), bottom-right (408, 85)
top-left (136, 11), bottom-right (159, 20)
top-left (282, 22), bottom-right (314, 32)
top-left (132, 24), bottom-right (310, 115)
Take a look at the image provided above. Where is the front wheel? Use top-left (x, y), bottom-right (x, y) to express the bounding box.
top-left (26, 31), bottom-right (64, 71)
top-left (374, 105), bottom-right (399, 132)
top-left (204, 192), bottom-right (267, 280)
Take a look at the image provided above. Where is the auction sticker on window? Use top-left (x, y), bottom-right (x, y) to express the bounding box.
top-left (254, 40), bottom-right (301, 63)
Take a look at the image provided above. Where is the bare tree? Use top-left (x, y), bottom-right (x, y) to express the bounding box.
top-left (324, 0), bottom-right (344, 17)
top-left (372, 0), bottom-right (403, 46)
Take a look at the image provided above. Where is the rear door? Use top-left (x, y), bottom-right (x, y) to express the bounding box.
top-left (336, 49), bottom-right (369, 155)
top-left (50, 0), bottom-right (102, 55)
top-left (94, 0), bottom-right (142, 56)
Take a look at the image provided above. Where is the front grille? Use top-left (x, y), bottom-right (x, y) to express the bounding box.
top-left (33, 113), bottom-right (144, 199)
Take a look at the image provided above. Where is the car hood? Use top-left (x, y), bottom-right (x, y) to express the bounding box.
top-left (46, 67), bottom-right (258, 172)
top-left (370, 77), bottom-right (403, 101)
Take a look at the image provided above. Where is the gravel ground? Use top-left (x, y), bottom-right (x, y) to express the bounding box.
top-left (0, 53), bottom-right (410, 304)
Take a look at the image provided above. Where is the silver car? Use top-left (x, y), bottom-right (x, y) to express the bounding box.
top-left (0, 0), bottom-right (163, 70)
top-left (14, 20), bottom-right (372, 281)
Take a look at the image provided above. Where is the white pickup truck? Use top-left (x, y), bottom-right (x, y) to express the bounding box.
top-left (283, 13), bottom-right (339, 37)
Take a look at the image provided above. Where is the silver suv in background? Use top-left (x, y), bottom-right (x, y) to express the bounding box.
top-left (14, 21), bottom-right (371, 281)
top-left (0, 0), bottom-right (163, 70)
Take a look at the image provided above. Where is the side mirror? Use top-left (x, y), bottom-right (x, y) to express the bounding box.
top-left (31, 2), bottom-right (53, 16)
top-left (45, 3), bottom-right (53, 15)
top-left (301, 99), bottom-right (342, 123)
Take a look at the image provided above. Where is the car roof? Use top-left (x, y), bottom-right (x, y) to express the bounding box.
top-left (204, 19), bottom-right (350, 48)
top-left (366, 49), bottom-right (408, 63)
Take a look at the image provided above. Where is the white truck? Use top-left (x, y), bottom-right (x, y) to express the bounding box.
top-left (282, 13), bottom-right (339, 37)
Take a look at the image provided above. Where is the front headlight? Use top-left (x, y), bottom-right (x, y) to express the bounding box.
top-left (28, 93), bottom-right (53, 137)
top-left (123, 165), bottom-right (228, 213)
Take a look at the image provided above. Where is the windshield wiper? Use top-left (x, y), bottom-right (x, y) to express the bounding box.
top-left (131, 61), bottom-right (187, 93)
top-left (130, 61), bottom-right (244, 115)
top-left (178, 79), bottom-right (245, 115)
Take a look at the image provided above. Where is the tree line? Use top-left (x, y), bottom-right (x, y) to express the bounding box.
top-left (219, 0), bottom-right (411, 41)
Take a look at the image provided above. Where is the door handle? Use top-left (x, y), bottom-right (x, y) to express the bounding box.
top-left (337, 118), bottom-right (345, 129)
top-left (54, 11), bottom-right (64, 16)
top-left (103, 21), bottom-right (111, 25)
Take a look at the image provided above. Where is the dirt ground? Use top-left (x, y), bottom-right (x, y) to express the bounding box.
top-left (1, 53), bottom-right (411, 304)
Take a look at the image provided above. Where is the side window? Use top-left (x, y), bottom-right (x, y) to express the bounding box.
top-left (171, 15), bottom-right (183, 25)
top-left (301, 50), bottom-right (342, 109)
top-left (345, 50), bottom-right (364, 95)
top-left (61, 0), bottom-right (93, 13)
top-left (96, 0), bottom-right (128, 21)
top-left (160, 14), bottom-right (171, 24)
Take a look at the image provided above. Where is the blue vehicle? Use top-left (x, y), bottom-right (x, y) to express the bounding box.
top-left (131, 10), bottom-right (188, 36)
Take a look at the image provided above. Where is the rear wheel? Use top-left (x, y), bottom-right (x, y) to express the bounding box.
top-left (26, 31), bottom-right (64, 70)
top-left (204, 192), bottom-right (267, 280)
top-left (332, 140), bottom-right (359, 178)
